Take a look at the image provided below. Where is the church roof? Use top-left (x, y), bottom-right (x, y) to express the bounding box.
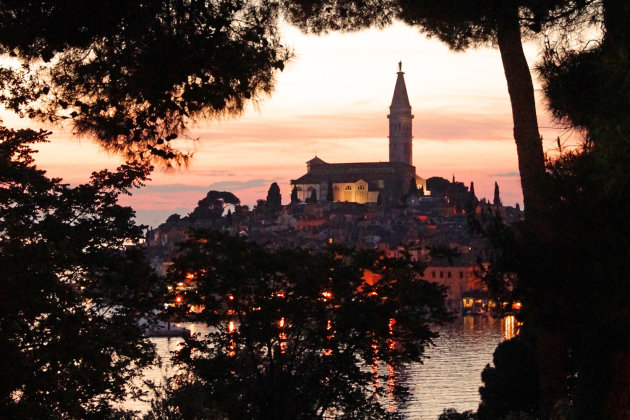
top-left (390, 67), bottom-right (411, 110)
top-left (307, 156), bottom-right (327, 165)
top-left (291, 173), bottom-right (324, 184)
top-left (292, 161), bottom-right (415, 189)
top-left (326, 161), bottom-right (410, 170)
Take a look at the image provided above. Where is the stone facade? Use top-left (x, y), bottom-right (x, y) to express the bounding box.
top-left (291, 64), bottom-right (425, 204)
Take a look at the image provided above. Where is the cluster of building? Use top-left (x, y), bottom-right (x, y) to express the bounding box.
top-left (144, 65), bottom-right (522, 314)
top-left (146, 190), bottom-right (521, 313)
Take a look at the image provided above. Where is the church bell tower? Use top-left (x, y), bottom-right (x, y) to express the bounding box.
top-left (388, 62), bottom-right (413, 165)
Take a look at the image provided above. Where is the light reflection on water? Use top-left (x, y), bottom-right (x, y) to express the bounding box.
top-left (403, 315), bottom-right (513, 419)
top-left (132, 316), bottom-right (512, 419)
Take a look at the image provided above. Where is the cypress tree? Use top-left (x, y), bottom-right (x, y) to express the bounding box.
top-left (266, 182), bottom-right (282, 210)
top-left (493, 181), bottom-right (502, 206)
top-left (290, 185), bottom-right (300, 204)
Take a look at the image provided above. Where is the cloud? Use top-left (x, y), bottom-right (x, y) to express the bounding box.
top-left (140, 184), bottom-right (215, 193)
top-left (487, 171), bottom-right (520, 178)
top-left (192, 169), bottom-right (236, 177)
top-left (192, 108), bottom-right (515, 147)
top-left (207, 178), bottom-right (274, 191)
top-left (134, 178), bottom-right (276, 195)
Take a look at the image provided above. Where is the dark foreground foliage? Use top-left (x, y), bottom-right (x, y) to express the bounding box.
top-left (438, 408), bottom-right (477, 420)
top-left (149, 230), bottom-right (450, 419)
top-left (465, 3), bottom-right (630, 419)
top-left (0, 1), bottom-right (291, 164)
top-left (0, 127), bottom-right (161, 418)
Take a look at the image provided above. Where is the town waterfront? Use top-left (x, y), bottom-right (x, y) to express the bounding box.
top-left (132, 315), bottom-right (512, 419)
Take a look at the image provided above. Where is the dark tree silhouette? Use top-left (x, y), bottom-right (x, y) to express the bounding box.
top-left (306, 188), bottom-right (318, 203)
top-left (166, 213), bottom-right (182, 223)
top-left (266, 182), bottom-right (282, 210)
top-left (474, 4), bottom-right (630, 411)
top-left (465, 181), bottom-right (478, 213)
top-left (493, 182), bottom-right (502, 206)
top-left (189, 191), bottom-right (240, 221)
top-left (0, 127), bottom-right (161, 418)
top-left (283, 0), bottom-right (597, 216)
top-left (0, 1), bottom-right (291, 164)
top-left (407, 176), bottom-right (418, 196)
top-left (427, 176), bottom-right (450, 196)
top-left (152, 230), bottom-right (449, 419)
top-left (327, 181), bottom-right (334, 201)
top-left (290, 185), bottom-right (300, 204)
top-left (528, 2), bottom-right (630, 416)
top-left (477, 336), bottom-right (540, 419)
top-left (438, 409), bottom-right (477, 420)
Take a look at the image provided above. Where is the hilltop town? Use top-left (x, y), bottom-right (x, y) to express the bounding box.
top-left (144, 176), bottom-right (521, 312)
top-left (144, 65), bottom-right (523, 313)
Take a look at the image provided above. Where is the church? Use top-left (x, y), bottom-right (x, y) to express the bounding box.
top-left (290, 63), bottom-right (426, 204)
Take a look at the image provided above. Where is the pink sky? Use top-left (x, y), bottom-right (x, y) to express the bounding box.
top-left (5, 22), bottom-right (572, 227)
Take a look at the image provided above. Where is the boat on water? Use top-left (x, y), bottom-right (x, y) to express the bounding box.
top-left (141, 319), bottom-right (191, 338)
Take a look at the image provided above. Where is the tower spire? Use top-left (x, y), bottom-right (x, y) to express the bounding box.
top-left (388, 63), bottom-right (413, 165)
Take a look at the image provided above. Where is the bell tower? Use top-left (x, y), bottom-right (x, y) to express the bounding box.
top-left (388, 62), bottom-right (413, 165)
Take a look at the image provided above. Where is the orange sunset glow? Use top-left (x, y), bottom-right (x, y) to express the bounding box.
top-left (6, 22), bottom-right (570, 227)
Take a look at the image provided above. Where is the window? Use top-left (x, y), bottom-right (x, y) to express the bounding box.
top-left (334, 186), bottom-right (339, 191)
top-left (296, 186), bottom-right (302, 191)
top-left (358, 185), bottom-right (365, 191)
top-left (447, 272), bottom-right (452, 278)
top-left (345, 185), bottom-right (352, 191)
top-left (459, 272), bottom-right (464, 279)
top-left (431, 271), bottom-right (436, 278)
top-left (439, 271), bottom-right (444, 278)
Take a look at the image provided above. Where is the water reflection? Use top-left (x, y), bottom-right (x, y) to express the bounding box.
top-left (130, 316), bottom-right (511, 418)
top-left (502, 314), bottom-right (517, 340)
top-left (403, 315), bottom-right (512, 418)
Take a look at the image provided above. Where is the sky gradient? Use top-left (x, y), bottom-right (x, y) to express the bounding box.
top-left (8, 22), bottom-right (572, 227)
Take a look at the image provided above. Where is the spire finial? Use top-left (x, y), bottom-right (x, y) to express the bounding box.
top-left (398, 61), bottom-right (402, 72)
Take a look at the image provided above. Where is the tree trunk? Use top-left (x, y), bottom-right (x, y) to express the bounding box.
top-left (495, 5), bottom-right (546, 217)
top-left (496, 5), bottom-right (558, 417)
